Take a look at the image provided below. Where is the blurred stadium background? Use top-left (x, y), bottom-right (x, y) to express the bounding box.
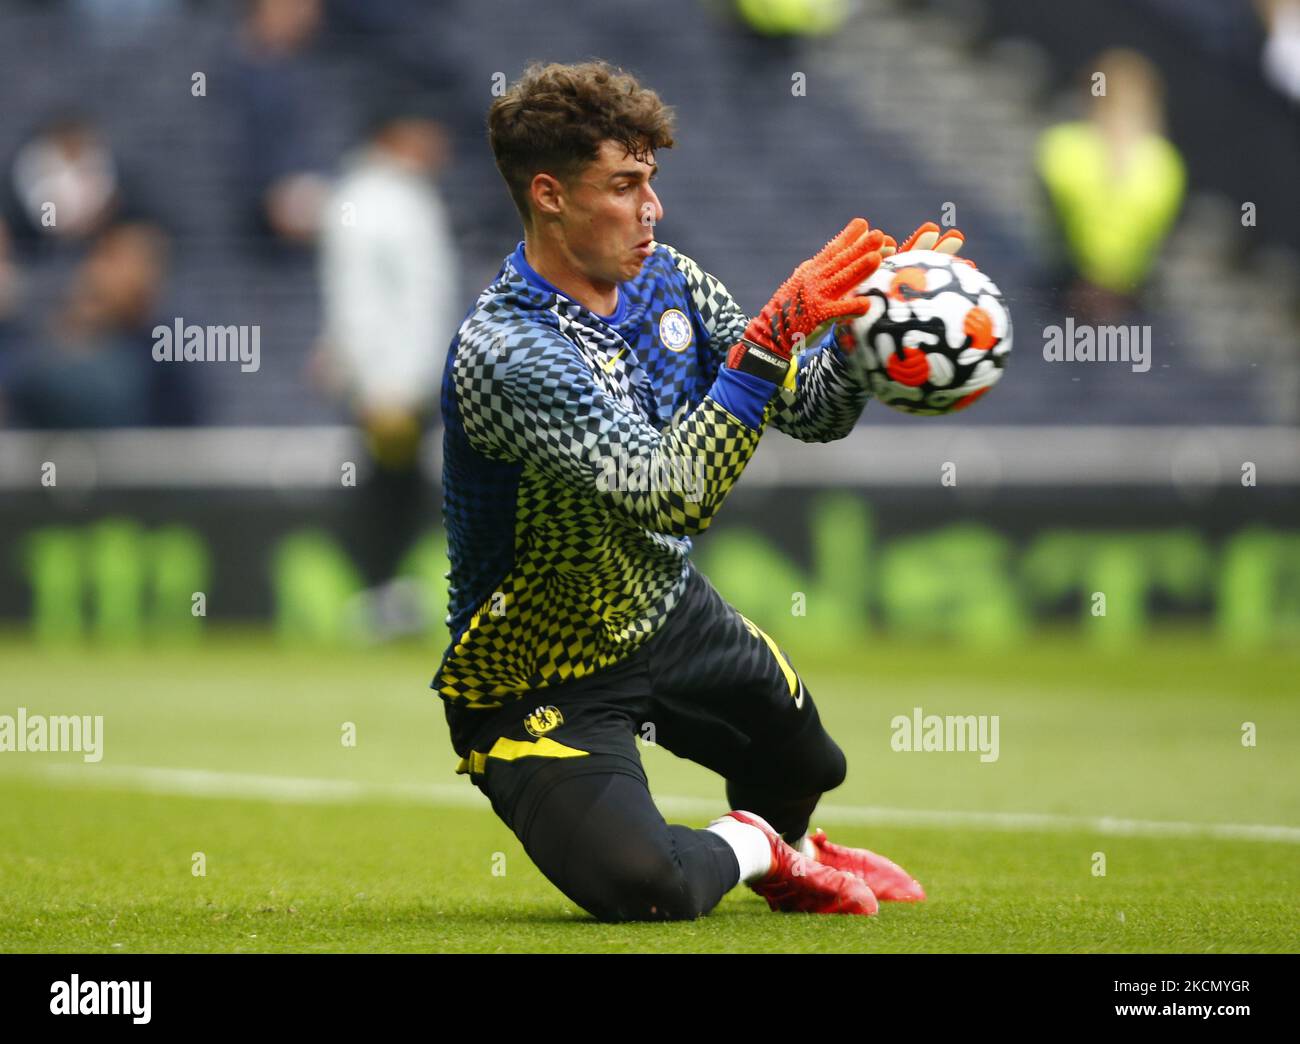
top-left (0, 0), bottom-right (1297, 952)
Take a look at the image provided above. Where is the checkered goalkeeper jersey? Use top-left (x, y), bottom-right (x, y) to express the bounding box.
top-left (431, 239), bottom-right (871, 707)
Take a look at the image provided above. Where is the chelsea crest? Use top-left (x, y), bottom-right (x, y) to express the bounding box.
top-left (658, 308), bottom-right (693, 353)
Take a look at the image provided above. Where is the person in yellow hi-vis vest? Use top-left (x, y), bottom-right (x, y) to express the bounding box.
top-left (1037, 49), bottom-right (1186, 325)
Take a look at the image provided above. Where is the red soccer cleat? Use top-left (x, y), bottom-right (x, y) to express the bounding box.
top-left (807, 829), bottom-right (926, 902)
top-left (725, 811), bottom-right (878, 916)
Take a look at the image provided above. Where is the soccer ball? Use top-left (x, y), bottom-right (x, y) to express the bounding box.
top-left (836, 249), bottom-right (1012, 415)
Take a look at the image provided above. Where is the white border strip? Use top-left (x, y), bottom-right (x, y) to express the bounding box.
top-left (25, 763), bottom-right (1300, 844)
top-left (0, 426), bottom-right (1297, 489)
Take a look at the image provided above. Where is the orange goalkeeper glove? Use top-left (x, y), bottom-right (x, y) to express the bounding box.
top-left (879, 220), bottom-right (975, 267)
top-left (725, 217), bottom-right (885, 386)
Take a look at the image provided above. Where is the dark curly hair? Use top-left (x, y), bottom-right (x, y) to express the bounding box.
top-left (488, 60), bottom-right (676, 227)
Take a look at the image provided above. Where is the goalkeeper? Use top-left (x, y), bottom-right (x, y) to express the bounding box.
top-left (433, 60), bottom-right (966, 920)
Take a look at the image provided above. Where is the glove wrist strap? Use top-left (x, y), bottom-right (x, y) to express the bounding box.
top-left (728, 338), bottom-right (792, 386)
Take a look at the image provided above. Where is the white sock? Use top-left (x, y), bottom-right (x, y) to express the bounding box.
top-left (793, 833), bottom-right (816, 859)
top-left (706, 816), bottom-right (773, 883)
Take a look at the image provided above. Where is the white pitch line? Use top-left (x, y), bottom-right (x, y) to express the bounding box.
top-left (25, 763), bottom-right (1300, 844)
top-left (33, 764), bottom-right (486, 809)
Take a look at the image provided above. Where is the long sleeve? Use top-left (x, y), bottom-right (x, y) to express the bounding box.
top-left (663, 243), bottom-right (872, 443)
top-left (453, 315), bottom-right (779, 537)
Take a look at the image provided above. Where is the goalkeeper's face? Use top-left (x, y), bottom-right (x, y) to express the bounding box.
top-left (558, 140), bottom-right (663, 285)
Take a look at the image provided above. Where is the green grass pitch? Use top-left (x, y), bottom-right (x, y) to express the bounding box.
top-left (1, 632), bottom-right (1296, 953)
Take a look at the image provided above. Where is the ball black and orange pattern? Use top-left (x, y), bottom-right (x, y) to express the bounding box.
top-left (841, 250), bottom-right (1012, 415)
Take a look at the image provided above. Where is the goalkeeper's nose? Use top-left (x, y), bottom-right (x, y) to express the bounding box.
top-left (639, 186), bottom-right (664, 229)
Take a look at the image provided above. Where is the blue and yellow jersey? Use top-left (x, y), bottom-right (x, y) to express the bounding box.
top-left (432, 239), bottom-right (870, 707)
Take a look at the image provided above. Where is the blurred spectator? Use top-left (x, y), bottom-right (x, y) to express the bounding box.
top-left (1036, 49), bottom-right (1186, 325)
top-left (226, 0), bottom-right (332, 247)
top-left (1258, 0), bottom-right (1300, 105)
top-left (3, 221), bottom-right (200, 428)
top-left (731, 0), bottom-right (850, 38)
top-left (0, 223), bottom-right (23, 334)
top-left (6, 114), bottom-right (122, 248)
top-left (317, 105), bottom-right (458, 637)
top-left (0, 223), bottom-right (26, 422)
